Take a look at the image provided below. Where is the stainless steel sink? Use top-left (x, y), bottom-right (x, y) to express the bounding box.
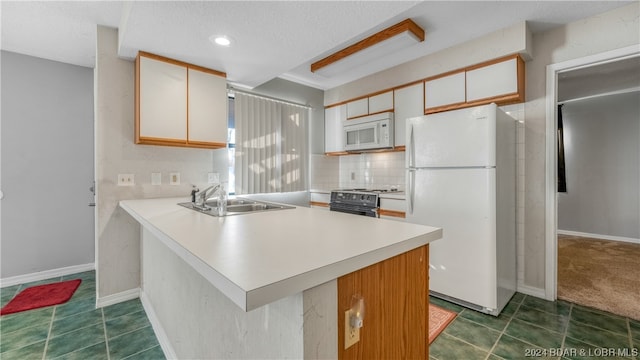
top-left (178, 198), bottom-right (294, 216)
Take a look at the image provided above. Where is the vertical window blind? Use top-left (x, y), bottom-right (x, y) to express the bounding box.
top-left (234, 92), bottom-right (309, 194)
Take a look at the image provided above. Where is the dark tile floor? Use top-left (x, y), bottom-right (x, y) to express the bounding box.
top-left (0, 271), bottom-right (164, 360)
top-left (3, 271), bottom-right (639, 359)
top-left (430, 293), bottom-right (640, 360)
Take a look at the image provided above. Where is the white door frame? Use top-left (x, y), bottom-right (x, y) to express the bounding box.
top-left (544, 45), bottom-right (640, 301)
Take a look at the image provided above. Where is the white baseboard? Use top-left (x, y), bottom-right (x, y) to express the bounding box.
top-left (96, 288), bottom-right (140, 308)
top-left (517, 283), bottom-right (547, 299)
top-left (557, 230), bottom-right (639, 244)
top-left (0, 263), bottom-right (95, 288)
top-left (140, 290), bottom-right (177, 360)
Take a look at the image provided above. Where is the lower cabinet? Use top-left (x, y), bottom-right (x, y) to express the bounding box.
top-left (310, 191), bottom-right (330, 209)
top-left (379, 198), bottom-right (406, 221)
top-left (337, 245), bottom-right (429, 359)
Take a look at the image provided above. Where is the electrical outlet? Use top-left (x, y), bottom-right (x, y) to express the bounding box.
top-left (169, 172), bottom-right (181, 185)
top-left (117, 174), bottom-right (135, 186)
top-left (151, 173), bottom-right (161, 185)
top-left (208, 172), bottom-right (219, 184)
top-left (344, 310), bottom-right (360, 349)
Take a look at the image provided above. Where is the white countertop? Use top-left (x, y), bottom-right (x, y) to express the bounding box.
top-left (120, 197), bottom-right (440, 311)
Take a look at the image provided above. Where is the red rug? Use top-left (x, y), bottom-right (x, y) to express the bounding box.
top-left (1, 279), bottom-right (82, 316)
top-left (428, 303), bottom-right (457, 343)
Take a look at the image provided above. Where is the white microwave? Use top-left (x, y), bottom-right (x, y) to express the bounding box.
top-left (343, 112), bottom-right (394, 151)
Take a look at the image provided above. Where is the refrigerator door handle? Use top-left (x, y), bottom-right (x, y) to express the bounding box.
top-left (408, 124), bottom-right (415, 168)
top-left (408, 170), bottom-right (415, 215)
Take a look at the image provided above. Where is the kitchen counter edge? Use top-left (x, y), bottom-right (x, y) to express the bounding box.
top-left (119, 197), bottom-right (440, 312)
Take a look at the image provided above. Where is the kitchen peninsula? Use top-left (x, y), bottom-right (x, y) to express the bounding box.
top-left (120, 197), bottom-right (441, 359)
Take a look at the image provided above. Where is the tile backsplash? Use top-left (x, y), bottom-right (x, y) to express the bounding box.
top-left (339, 152), bottom-right (405, 190)
top-left (309, 152), bottom-right (405, 191)
top-left (309, 154), bottom-right (340, 190)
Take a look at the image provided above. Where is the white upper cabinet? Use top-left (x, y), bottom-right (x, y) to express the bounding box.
top-left (346, 98), bottom-right (368, 119)
top-left (368, 91), bottom-right (394, 114)
top-left (424, 72), bottom-right (466, 111)
top-left (393, 83), bottom-right (423, 147)
top-left (187, 68), bottom-right (228, 145)
top-left (138, 56), bottom-right (188, 142)
top-left (325, 104), bottom-right (346, 154)
top-left (323, 54), bottom-right (525, 154)
top-left (136, 52), bottom-right (227, 149)
top-left (466, 57), bottom-right (518, 102)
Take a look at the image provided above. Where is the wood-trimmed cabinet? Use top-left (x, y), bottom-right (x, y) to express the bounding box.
top-left (338, 245), bottom-right (428, 359)
top-left (466, 55), bottom-right (523, 105)
top-left (135, 52), bottom-right (228, 149)
top-left (324, 54), bottom-right (526, 155)
top-left (368, 91), bottom-right (394, 114)
top-left (393, 82), bottom-right (424, 148)
top-left (424, 71), bottom-right (466, 112)
top-left (346, 98), bottom-right (368, 119)
top-left (325, 104), bottom-right (347, 154)
top-left (379, 198), bottom-right (406, 221)
top-left (424, 54), bottom-right (525, 114)
top-left (346, 90), bottom-right (393, 119)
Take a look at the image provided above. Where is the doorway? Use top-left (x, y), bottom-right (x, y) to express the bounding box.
top-left (0, 51), bottom-right (95, 282)
top-left (544, 46), bottom-right (640, 312)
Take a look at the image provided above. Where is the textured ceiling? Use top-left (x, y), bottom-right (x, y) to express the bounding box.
top-left (1, 1), bottom-right (634, 90)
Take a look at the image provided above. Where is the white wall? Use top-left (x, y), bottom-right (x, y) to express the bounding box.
top-left (557, 92), bottom-right (640, 240)
top-left (1, 51), bottom-right (95, 278)
top-left (95, 27), bottom-right (216, 300)
top-left (524, 2), bottom-right (639, 288)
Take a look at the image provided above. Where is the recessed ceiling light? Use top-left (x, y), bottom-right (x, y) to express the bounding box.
top-left (210, 35), bottom-right (231, 47)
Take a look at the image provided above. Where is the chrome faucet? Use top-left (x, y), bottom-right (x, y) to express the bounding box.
top-left (193, 184), bottom-right (221, 210)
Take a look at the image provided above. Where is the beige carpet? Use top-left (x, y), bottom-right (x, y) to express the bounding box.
top-left (558, 234), bottom-right (640, 320)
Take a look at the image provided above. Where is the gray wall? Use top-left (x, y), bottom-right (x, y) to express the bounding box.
top-left (557, 92), bottom-right (640, 239)
top-left (1, 51), bottom-right (95, 278)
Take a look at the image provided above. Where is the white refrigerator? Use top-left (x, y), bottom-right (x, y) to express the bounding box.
top-left (405, 103), bottom-right (516, 316)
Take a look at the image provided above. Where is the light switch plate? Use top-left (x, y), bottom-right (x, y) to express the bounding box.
top-left (169, 172), bottom-right (180, 185)
top-left (344, 310), bottom-right (360, 349)
top-left (151, 173), bottom-right (161, 185)
top-left (117, 174), bottom-right (135, 186)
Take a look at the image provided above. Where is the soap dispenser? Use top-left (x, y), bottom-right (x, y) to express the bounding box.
top-left (216, 184), bottom-right (227, 216)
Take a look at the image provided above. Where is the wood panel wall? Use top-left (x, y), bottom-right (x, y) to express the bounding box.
top-left (337, 245), bottom-right (429, 359)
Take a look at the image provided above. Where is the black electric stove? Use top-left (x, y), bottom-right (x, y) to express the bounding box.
top-left (329, 189), bottom-right (380, 217)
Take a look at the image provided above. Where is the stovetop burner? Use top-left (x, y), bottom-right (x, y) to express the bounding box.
top-left (337, 188), bottom-right (400, 193)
